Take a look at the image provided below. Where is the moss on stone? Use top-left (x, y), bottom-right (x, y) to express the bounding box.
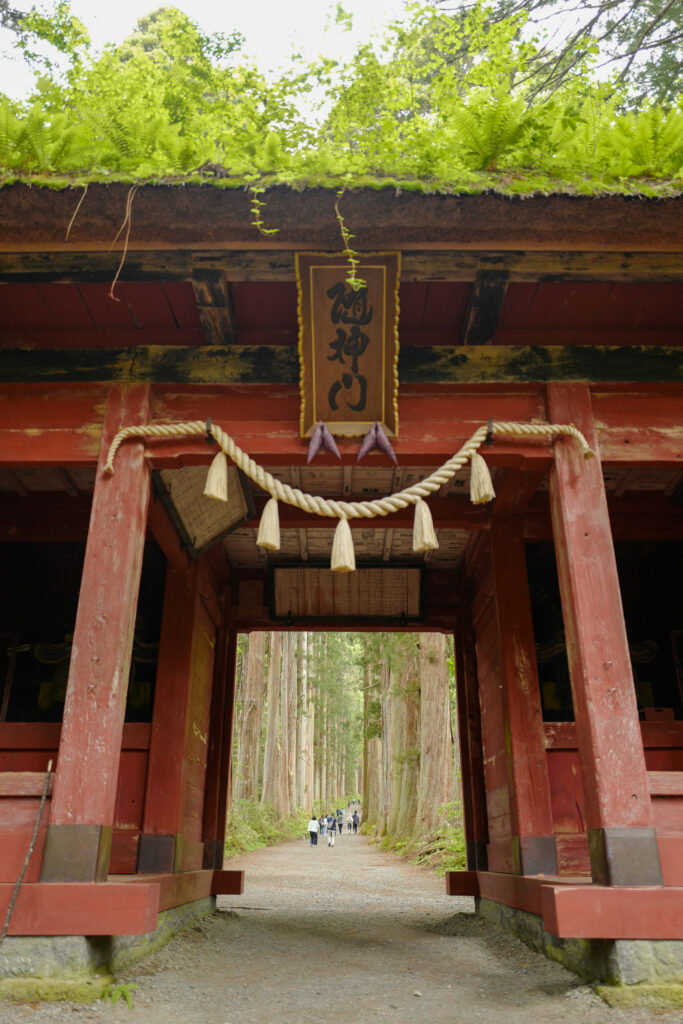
top-left (0, 974), bottom-right (113, 1003)
top-left (595, 983), bottom-right (683, 1008)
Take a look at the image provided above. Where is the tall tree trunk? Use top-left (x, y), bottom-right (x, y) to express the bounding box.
top-left (234, 632), bottom-right (265, 802)
top-left (261, 631), bottom-right (283, 808)
top-left (278, 631), bottom-right (292, 815)
top-left (390, 638), bottom-right (420, 842)
top-left (320, 691), bottom-right (327, 808)
top-left (304, 634), bottom-right (315, 807)
top-left (414, 633), bottom-right (454, 843)
top-left (286, 631), bottom-right (297, 810)
top-left (362, 660), bottom-right (381, 826)
top-left (376, 658), bottom-right (393, 836)
top-left (295, 632), bottom-right (307, 807)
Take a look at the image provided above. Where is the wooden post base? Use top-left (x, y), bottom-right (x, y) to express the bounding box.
top-left (512, 835), bottom-right (558, 876)
top-left (137, 833), bottom-right (181, 874)
top-left (40, 825), bottom-right (112, 883)
top-left (202, 839), bottom-right (224, 870)
top-left (466, 839), bottom-right (488, 871)
top-left (588, 827), bottom-right (663, 887)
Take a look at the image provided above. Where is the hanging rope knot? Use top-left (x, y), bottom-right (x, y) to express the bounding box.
top-left (104, 417), bottom-right (593, 571)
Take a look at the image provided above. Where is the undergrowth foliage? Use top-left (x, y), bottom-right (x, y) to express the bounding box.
top-left (0, 3), bottom-right (681, 195)
top-left (224, 799), bottom-right (308, 858)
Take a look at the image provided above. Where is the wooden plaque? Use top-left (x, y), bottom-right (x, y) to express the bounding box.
top-left (271, 567), bottom-right (422, 620)
top-left (296, 252), bottom-right (400, 438)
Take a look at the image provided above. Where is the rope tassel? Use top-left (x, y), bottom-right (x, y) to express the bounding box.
top-left (412, 498), bottom-right (439, 553)
top-left (203, 451), bottom-right (228, 502)
top-left (331, 517), bottom-right (355, 573)
top-left (470, 452), bottom-right (495, 505)
top-left (257, 497), bottom-right (281, 551)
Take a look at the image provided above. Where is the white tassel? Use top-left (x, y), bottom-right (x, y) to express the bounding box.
top-left (412, 498), bottom-right (439, 553)
top-left (331, 518), bottom-right (355, 573)
top-left (203, 451), bottom-right (228, 502)
top-left (257, 497), bottom-right (280, 551)
top-left (469, 452), bottom-right (496, 505)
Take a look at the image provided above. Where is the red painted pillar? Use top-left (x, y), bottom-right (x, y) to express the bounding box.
top-left (138, 558), bottom-right (219, 873)
top-left (137, 562), bottom-right (200, 873)
top-left (454, 611), bottom-right (489, 871)
top-left (546, 383), bottom-right (661, 886)
top-left (490, 516), bottom-right (558, 875)
top-left (41, 384), bottom-right (151, 882)
top-left (202, 613), bottom-right (237, 870)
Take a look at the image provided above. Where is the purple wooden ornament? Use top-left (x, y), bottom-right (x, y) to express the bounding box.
top-left (374, 422), bottom-right (398, 464)
top-left (357, 423), bottom-right (378, 462)
top-left (320, 423), bottom-right (342, 460)
top-left (307, 421), bottom-right (324, 464)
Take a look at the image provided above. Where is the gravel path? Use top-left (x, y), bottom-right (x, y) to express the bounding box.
top-left (0, 833), bottom-right (678, 1023)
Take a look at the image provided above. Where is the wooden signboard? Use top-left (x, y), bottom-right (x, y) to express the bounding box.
top-left (271, 567), bottom-right (422, 621)
top-left (296, 252), bottom-right (400, 438)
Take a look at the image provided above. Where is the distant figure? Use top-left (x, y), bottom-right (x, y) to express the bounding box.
top-left (307, 815), bottom-right (319, 847)
top-left (346, 811), bottom-right (353, 833)
top-left (337, 810), bottom-right (344, 834)
top-left (320, 815), bottom-right (327, 836)
top-left (352, 811), bottom-right (359, 834)
top-left (328, 817), bottom-right (337, 847)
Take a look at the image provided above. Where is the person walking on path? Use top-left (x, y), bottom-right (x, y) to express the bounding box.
top-left (307, 815), bottom-right (319, 847)
top-left (336, 809), bottom-right (344, 835)
top-left (352, 811), bottom-right (359, 834)
top-left (319, 815), bottom-right (327, 837)
top-left (346, 811), bottom-right (353, 833)
top-left (327, 817), bottom-right (337, 847)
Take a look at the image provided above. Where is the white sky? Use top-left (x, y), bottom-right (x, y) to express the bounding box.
top-left (0, 0), bottom-right (412, 100)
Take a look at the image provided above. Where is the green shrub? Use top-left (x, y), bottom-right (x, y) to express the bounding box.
top-left (414, 801), bottom-right (467, 875)
top-left (224, 800), bottom-right (307, 858)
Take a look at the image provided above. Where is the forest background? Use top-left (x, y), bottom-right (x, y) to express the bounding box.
top-left (228, 631), bottom-right (462, 871)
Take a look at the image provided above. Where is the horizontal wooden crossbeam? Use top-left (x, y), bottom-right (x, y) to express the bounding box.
top-left (1, 249), bottom-right (683, 282)
top-left (2, 345), bottom-right (681, 385)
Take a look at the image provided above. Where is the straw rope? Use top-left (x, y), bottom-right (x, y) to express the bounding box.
top-left (104, 418), bottom-right (593, 519)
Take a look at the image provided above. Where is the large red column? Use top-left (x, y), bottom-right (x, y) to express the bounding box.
top-left (490, 516), bottom-right (558, 875)
top-left (41, 384), bottom-right (151, 882)
top-left (138, 558), bottom-right (219, 873)
top-left (454, 611), bottom-right (489, 871)
top-left (546, 383), bottom-right (661, 886)
top-left (202, 616), bottom-right (237, 870)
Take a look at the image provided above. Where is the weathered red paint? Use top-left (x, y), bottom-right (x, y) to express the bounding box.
top-left (47, 385), bottom-right (151, 836)
top-left (490, 517), bottom-right (557, 868)
top-left (546, 384), bottom-right (655, 834)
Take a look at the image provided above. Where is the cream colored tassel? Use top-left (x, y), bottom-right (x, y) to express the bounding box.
top-left (413, 498), bottom-right (439, 553)
top-left (470, 451), bottom-right (495, 505)
top-left (331, 517), bottom-right (355, 573)
top-left (203, 451), bottom-right (228, 502)
top-left (257, 497), bottom-right (280, 551)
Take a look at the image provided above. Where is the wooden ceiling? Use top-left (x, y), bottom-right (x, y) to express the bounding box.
top-left (1, 280), bottom-right (681, 349)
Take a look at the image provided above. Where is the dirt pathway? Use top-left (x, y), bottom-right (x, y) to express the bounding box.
top-left (1, 834), bottom-right (678, 1023)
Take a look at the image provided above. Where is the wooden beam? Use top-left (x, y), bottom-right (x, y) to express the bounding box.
top-left (490, 517), bottom-right (557, 875)
top-left (547, 383), bottom-right (662, 887)
top-left (491, 465), bottom-right (550, 515)
top-left (147, 492), bottom-right (190, 572)
top-left (191, 269), bottom-right (237, 345)
top-left (2, 344), bottom-right (682, 386)
top-left (2, 249), bottom-right (683, 282)
top-left (139, 562), bottom-right (200, 873)
top-left (461, 270), bottom-right (509, 345)
top-left (41, 384), bottom-right (152, 884)
top-left (0, 881), bottom-right (160, 936)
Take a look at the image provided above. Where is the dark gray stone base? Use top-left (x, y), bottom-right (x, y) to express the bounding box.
top-left (476, 897), bottom-right (683, 985)
top-left (0, 896), bottom-right (216, 982)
